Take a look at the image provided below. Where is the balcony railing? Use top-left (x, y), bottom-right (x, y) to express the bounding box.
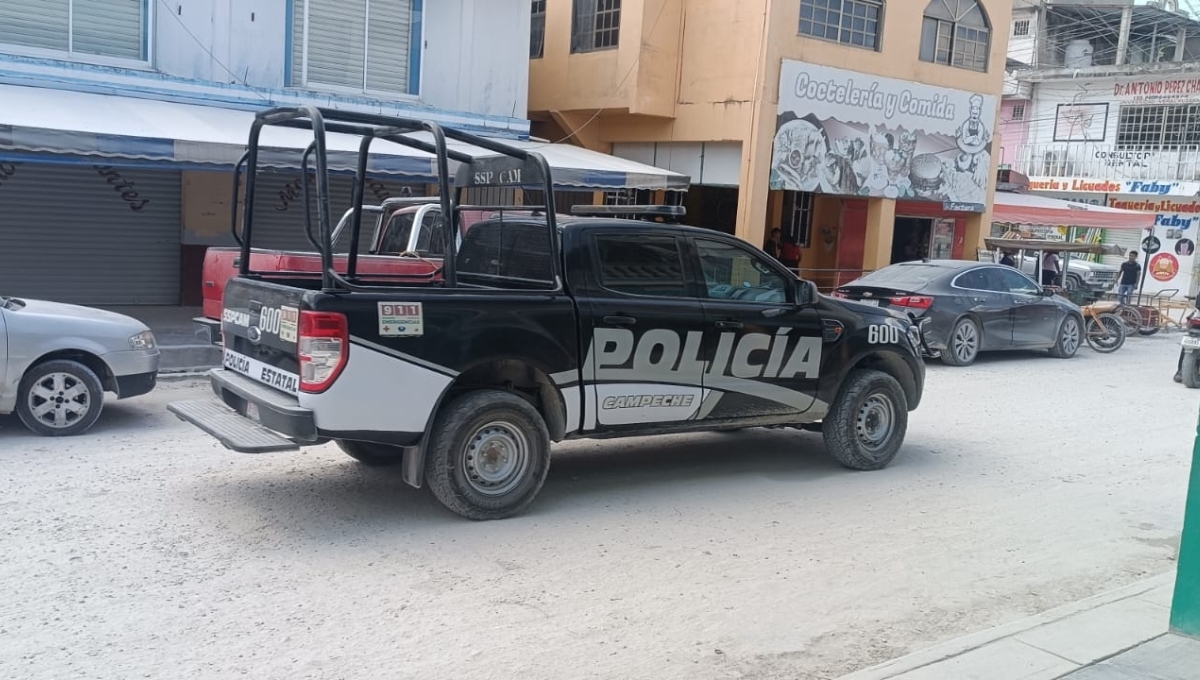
top-left (1012, 143), bottom-right (1200, 182)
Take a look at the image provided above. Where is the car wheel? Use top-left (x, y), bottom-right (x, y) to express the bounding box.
top-left (336, 440), bottom-right (405, 466)
top-left (16, 359), bottom-right (105, 437)
top-left (1048, 315), bottom-right (1082, 358)
top-left (941, 317), bottom-right (981, 366)
top-left (823, 369), bottom-right (908, 471)
top-left (1065, 275), bottom-right (1082, 292)
top-left (424, 390), bottom-right (551, 521)
top-left (1184, 352), bottom-right (1200, 389)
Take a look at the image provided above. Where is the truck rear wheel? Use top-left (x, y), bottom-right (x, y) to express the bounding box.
top-left (336, 440), bottom-right (405, 467)
top-left (823, 369), bottom-right (908, 471)
top-left (424, 390), bottom-right (551, 520)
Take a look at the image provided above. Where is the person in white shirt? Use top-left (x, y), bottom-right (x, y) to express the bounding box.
top-left (1040, 252), bottom-right (1061, 286)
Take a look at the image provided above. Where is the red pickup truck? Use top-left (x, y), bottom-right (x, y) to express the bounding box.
top-left (195, 200), bottom-right (474, 344)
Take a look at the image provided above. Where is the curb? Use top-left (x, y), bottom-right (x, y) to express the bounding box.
top-left (837, 572), bottom-right (1176, 680)
top-left (158, 369), bottom-right (211, 383)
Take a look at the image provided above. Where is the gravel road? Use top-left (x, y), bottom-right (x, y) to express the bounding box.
top-left (1, 335), bottom-right (1196, 680)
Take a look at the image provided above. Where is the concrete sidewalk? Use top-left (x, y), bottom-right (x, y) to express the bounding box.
top-left (837, 572), bottom-right (1191, 680)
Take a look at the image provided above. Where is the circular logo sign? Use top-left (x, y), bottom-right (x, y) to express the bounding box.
top-left (1177, 238), bottom-right (1196, 257)
top-left (1142, 236), bottom-right (1162, 254)
top-left (1149, 253), bottom-right (1180, 282)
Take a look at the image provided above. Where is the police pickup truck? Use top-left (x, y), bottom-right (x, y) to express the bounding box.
top-left (170, 107), bottom-right (929, 520)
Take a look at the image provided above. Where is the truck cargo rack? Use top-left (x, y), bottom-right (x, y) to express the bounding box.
top-left (236, 106), bottom-right (561, 292)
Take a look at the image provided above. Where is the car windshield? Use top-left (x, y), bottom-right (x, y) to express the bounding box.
top-left (851, 264), bottom-right (947, 288)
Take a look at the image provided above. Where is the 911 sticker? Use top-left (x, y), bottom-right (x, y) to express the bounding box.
top-left (379, 302), bottom-right (423, 337)
top-left (279, 306), bottom-right (299, 343)
top-left (867, 324), bottom-right (902, 345)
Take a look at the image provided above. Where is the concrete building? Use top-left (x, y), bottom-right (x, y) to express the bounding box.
top-left (1005, 0), bottom-right (1200, 296)
top-left (0, 0), bottom-right (680, 307)
top-left (529, 0), bottom-right (1012, 287)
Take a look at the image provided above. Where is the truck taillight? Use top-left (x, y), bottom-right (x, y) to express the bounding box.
top-left (298, 310), bottom-right (348, 393)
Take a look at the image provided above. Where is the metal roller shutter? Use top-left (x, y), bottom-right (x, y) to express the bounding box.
top-left (1103, 228), bottom-right (1144, 266)
top-left (292, 0), bottom-right (412, 94)
top-left (0, 163), bottom-right (181, 305)
top-left (246, 170), bottom-right (425, 252)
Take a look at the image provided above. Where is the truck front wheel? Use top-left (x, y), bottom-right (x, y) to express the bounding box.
top-left (823, 369), bottom-right (908, 471)
top-left (424, 390), bottom-right (552, 520)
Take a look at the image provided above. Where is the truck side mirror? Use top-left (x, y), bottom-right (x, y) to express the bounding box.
top-left (796, 280), bottom-right (819, 306)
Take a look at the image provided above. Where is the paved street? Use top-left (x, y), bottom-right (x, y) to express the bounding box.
top-left (1, 335), bottom-right (1197, 680)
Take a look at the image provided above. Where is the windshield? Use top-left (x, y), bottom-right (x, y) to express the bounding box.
top-left (850, 263), bottom-right (948, 288)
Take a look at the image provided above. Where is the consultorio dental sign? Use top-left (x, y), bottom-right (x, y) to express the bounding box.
top-left (1025, 177), bottom-right (1200, 196)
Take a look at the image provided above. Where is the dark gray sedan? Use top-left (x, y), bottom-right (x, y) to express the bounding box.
top-left (835, 260), bottom-right (1084, 366)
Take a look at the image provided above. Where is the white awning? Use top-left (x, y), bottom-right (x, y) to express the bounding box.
top-left (0, 84), bottom-right (689, 190)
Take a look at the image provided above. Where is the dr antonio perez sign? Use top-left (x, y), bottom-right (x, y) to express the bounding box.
top-left (770, 59), bottom-right (996, 207)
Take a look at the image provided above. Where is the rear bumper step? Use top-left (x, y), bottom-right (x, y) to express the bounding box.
top-left (168, 399), bottom-right (299, 453)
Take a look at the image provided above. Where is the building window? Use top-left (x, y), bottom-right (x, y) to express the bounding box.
top-left (919, 0), bottom-right (990, 72)
top-left (1012, 19), bottom-right (1029, 37)
top-left (1010, 104), bottom-right (1025, 121)
top-left (1116, 104), bottom-right (1200, 150)
top-left (0, 0), bottom-right (150, 63)
top-left (571, 0), bottom-right (621, 53)
top-left (783, 191), bottom-right (814, 248)
top-left (530, 0), bottom-right (546, 58)
top-left (603, 189), bottom-right (654, 205)
top-left (291, 0), bottom-right (422, 96)
top-left (799, 0), bottom-right (883, 51)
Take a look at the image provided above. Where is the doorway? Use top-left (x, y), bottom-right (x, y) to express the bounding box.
top-left (891, 217), bottom-right (932, 264)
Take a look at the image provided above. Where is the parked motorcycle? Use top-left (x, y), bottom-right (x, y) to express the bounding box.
top-left (1180, 312), bottom-right (1200, 388)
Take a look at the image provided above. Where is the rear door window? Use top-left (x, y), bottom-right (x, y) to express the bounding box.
top-left (457, 219), bottom-right (554, 286)
top-left (593, 234), bottom-right (689, 298)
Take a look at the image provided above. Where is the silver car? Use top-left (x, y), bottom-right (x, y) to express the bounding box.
top-left (1, 296), bottom-right (160, 436)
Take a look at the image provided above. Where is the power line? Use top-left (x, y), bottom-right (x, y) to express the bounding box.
top-left (155, 0), bottom-right (272, 102)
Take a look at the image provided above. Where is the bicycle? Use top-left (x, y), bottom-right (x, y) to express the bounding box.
top-left (1082, 301), bottom-right (1127, 353)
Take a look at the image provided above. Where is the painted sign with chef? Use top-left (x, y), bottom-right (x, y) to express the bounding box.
top-left (770, 59), bottom-right (996, 208)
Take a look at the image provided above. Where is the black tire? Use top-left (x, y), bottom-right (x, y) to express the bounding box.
top-left (1048, 315), bottom-right (1082, 359)
top-left (823, 369), bottom-right (908, 471)
top-left (1064, 275), bottom-right (1082, 292)
top-left (941, 317), bottom-right (981, 366)
top-left (1184, 352), bottom-right (1200, 389)
top-left (1115, 305), bottom-right (1160, 336)
top-left (424, 390), bottom-right (551, 520)
top-left (336, 440), bottom-right (405, 467)
top-left (16, 359), bottom-right (105, 437)
top-left (1084, 313), bottom-right (1125, 353)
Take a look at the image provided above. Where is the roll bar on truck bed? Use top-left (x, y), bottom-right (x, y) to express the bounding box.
top-left (231, 106), bottom-right (562, 292)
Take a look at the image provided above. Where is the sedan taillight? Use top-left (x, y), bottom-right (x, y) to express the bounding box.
top-left (298, 310), bottom-right (349, 393)
top-left (889, 295), bottom-right (934, 310)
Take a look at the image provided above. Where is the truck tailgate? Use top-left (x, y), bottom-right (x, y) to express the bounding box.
top-left (219, 278), bottom-right (306, 396)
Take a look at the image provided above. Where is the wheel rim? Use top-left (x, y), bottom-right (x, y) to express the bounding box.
top-left (1086, 319), bottom-right (1118, 348)
top-left (952, 321), bottom-right (979, 363)
top-left (461, 421), bottom-right (531, 496)
top-left (855, 394), bottom-right (896, 453)
top-left (27, 372), bottom-right (92, 430)
top-left (1061, 318), bottom-right (1081, 354)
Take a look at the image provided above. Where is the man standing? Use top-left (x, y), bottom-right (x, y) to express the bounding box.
top-left (1117, 250), bottom-right (1141, 305)
top-left (1041, 251), bottom-right (1061, 286)
top-left (999, 250), bottom-right (1017, 267)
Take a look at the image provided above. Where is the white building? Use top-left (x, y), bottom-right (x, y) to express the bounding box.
top-left (1003, 0), bottom-right (1200, 297)
top-left (0, 0), bottom-right (679, 306)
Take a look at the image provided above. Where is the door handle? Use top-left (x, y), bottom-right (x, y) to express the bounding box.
top-left (603, 315), bottom-right (637, 326)
top-left (715, 320), bottom-right (744, 330)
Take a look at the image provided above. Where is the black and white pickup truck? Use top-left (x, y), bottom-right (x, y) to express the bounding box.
top-left (170, 107), bottom-right (930, 520)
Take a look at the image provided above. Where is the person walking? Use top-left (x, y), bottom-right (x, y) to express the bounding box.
top-left (1040, 251), bottom-right (1060, 286)
top-left (1117, 250), bottom-right (1141, 305)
